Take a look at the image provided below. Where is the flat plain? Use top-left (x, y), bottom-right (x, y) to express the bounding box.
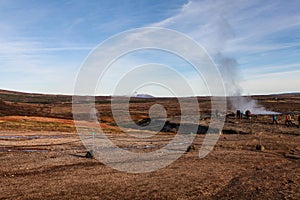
top-left (0, 90), bottom-right (299, 199)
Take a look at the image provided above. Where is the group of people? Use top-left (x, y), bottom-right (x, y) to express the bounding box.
top-left (236, 110), bottom-right (252, 120)
top-left (272, 114), bottom-right (300, 127)
top-left (236, 109), bottom-right (300, 128)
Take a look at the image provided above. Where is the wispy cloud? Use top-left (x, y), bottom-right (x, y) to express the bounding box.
top-left (241, 69), bottom-right (300, 94)
top-left (0, 0), bottom-right (299, 95)
top-left (147, 0), bottom-right (300, 94)
top-left (150, 0), bottom-right (300, 54)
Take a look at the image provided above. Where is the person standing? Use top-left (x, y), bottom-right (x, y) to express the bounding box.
top-left (236, 110), bottom-right (241, 119)
top-left (285, 114), bottom-right (293, 127)
top-left (245, 110), bottom-right (251, 120)
top-left (272, 115), bottom-right (278, 125)
top-left (288, 114), bottom-right (293, 126)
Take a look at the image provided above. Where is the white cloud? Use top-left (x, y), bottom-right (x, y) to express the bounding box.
top-left (149, 0), bottom-right (300, 54)
top-left (241, 70), bottom-right (300, 94)
top-left (1, 0), bottom-right (299, 95)
top-left (147, 0), bottom-right (300, 94)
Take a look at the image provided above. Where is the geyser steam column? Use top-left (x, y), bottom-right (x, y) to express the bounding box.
top-left (72, 27), bottom-right (227, 173)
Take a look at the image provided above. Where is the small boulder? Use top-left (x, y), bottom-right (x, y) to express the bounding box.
top-left (85, 150), bottom-right (94, 158)
top-left (186, 145), bottom-right (196, 152)
top-left (256, 144), bottom-right (265, 151)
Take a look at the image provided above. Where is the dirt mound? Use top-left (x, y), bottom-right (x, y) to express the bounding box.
top-left (0, 99), bottom-right (73, 119)
top-left (0, 100), bottom-right (41, 117)
top-left (0, 100), bottom-right (16, 116)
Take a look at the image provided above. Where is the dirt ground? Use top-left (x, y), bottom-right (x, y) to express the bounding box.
top-left (0, 90), bottom-right (300, 199)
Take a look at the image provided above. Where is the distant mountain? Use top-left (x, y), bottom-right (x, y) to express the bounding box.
top-left (134, 94), bottom-right (155, 98)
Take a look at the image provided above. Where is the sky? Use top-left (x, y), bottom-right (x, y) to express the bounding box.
top-left (0, 0), bottom-right (300, 96)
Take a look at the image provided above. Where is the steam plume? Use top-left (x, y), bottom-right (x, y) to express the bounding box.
top-left (214, 17), bottom-right (279, 115)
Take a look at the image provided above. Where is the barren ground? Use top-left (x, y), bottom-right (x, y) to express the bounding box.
top-left (0, 90), bottom-right (299, 199)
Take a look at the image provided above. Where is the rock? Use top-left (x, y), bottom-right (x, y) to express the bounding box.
top-left (256, 144), bottom-right (265, 151)
top-left (186, 145), bottom-right (196, 152)
top-left (289, 149), bottom-right (295, 154)
top-left (287, 179), bottom-right (294, 183)
top-left (85, 150), bottom-right (94, 158)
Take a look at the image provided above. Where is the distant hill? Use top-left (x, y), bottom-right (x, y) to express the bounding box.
top-left (276, 92), bottom-right (300, 95)
top-left (135, 94), bottom-right (155, 98)
top-left (0, 89), bottom-right (300, 119)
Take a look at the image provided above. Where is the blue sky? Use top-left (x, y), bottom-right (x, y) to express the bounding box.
top-left (0, 0), bottom-right (299, 96)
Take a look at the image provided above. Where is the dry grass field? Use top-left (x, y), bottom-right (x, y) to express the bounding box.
top-left (0, 90), bottom-right (299, 199)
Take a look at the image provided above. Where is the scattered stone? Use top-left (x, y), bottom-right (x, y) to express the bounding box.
top-left (256, 144), bottom-right (265, 151)
top-left (289, 149), bottom-right (295, 154)
top-left (287, 179), bottom-right (294, 184)
top-left (222, 129), bottom-right (238, 134)
top-left (85, 150), bottom-right (94, 158)
top-left (186, 145), bottom-right (195, 152)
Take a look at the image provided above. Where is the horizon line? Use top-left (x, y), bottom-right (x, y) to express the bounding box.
top-left (0, 88), bottom-right (299, 98)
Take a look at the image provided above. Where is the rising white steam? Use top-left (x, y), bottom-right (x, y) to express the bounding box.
top-left (213, 17), bottom-right (279, 115)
